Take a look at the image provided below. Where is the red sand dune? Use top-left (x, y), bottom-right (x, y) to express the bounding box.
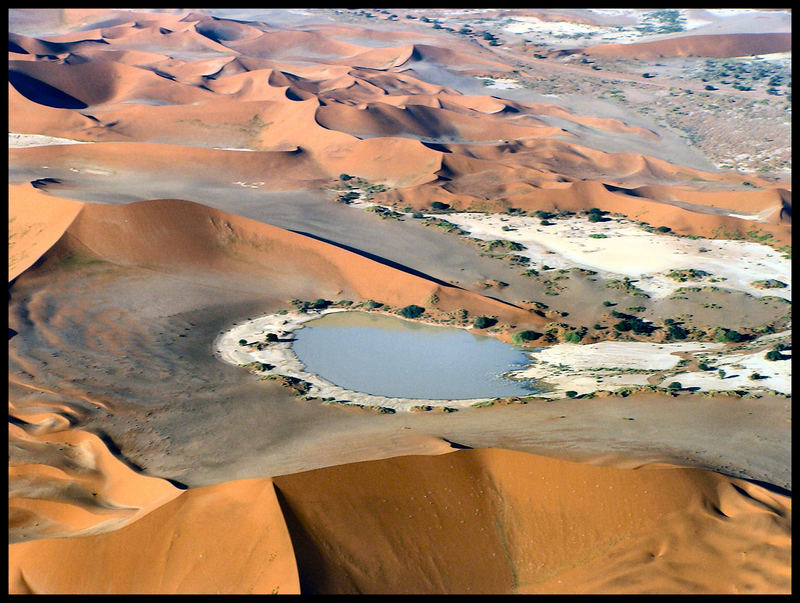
top-left (9, 448), bottom-right (791, 594)
top-left (569, 33), bottom-right (792, 59)
top-left (9, 419), bottom-right (181, 544)
top-left (43, 197), bottom-right (541, 327)
top-left (9, 184), bottom-right (84, 282)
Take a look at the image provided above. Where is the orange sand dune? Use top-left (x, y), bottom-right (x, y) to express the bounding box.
top-left (48, 197), bottom-right (540, 326)
top-left (631, 185), bottom-right (791, 222)
top-left (63, 48), bottom-right (173, 69)
top-left (8, 82), bottom-right (102, 139)
top-left (10, 449), bottom-right (788, 594)
top-left (9, 59), bottom-right (216, 109)
top-left (9, 476), bottom-right (299, 594)
top-left (224, 30), bottom-right (366, 61)
top-left (9, 417), bottom-right (180, 544)
top-left (8, 32), bottom-right (109, 57)
top-left (271, 449), bottom-right (790, 594)
top-left (344, 44), bottom-right (417, 70)
top-left (9, 183), bottom-right (84, 282)
top-left (403, 43), bottom-right (513, 72)
top-left (315, 101), bottom-right (566, 142)
top-left (572, 32), bottom-right (792, 59)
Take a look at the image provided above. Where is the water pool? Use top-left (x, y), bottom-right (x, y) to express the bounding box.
top-left (291, 311), bottom-right (537, 400)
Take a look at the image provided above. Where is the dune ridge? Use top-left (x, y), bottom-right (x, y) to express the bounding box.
top-left (8, 448), bottom-right (790, 594)
top-left (564, 32), bottom-right (792, 60)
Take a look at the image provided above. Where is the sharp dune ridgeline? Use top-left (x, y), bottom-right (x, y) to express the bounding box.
top-left (9, 8), bottom-right (791, 595)
top-left (9, 449), bottom-right (791, 594)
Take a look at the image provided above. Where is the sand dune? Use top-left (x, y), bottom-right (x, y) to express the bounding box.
top-left (9, 449), bottom-right (790, 594)
top-left (8, 8), bottom-right (791, 595)
top-left (569, 32), bottom-right (792, 59)
top-left (9, 475), bottom-right (298, 594)
top-left (9, 184), bottom-right (83, 282)
top-left (45, 197), bottom-right (540, 326)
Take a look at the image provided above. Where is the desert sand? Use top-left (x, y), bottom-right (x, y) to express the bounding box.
top-left (8, 8), bottom-right (791, 595)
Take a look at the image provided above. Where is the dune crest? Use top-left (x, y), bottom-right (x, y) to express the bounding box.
top-left (9, 449), bottom-right (788, 594)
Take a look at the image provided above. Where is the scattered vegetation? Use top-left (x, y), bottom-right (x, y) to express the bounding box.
top-left (606, 277), bottom-right (650, 298)
top-left (422, 217), bottom-right (469, 235)
top-left (751, 279), bottom-right (788, 289)
top-left (665, 269), bottom-right (711, 282)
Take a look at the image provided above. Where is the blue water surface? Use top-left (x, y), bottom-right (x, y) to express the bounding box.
top-left (292, 311), bottom-right (537, 400)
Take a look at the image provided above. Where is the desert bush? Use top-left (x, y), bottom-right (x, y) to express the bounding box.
top-left (565, 390), bottom-right (578, 398)
top-left (431, 201), bottom-right (450, 210)
top-left (614, 320), bottom-right (632, 332)
top-left (473, 316), bottom-right (497, 329)
top-left (238, 339), bottom-right (248, 346)
top-left (265, 333), bottom-right (278, 342)
top-left (765, 350), bottom-right (786, 361)
top-left (563, 331), bottom-right (582, 343)
top-left (667, 382), bottom-right (682, 390)
top-left (667, 324), bottom-right (688, 340)
top-left (398, 304), bottom-right (425, 319)
top-left (511, 330), bottom-right (541, 344)
top-left (715, 328), bottom-right (743, 343)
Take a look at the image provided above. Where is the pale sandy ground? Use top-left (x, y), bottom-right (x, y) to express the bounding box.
top-left (435, 212), bottom-right (792, 301)
top-left (480, 77), bottom-right (523, 89)
top-left (512, 334), bottom-right (791, 397)
top-left (8, 133), bottom-right (91, 147)
top-left (350, 204), bottom-right (791, 302)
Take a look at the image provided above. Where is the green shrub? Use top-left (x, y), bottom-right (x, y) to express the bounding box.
top-left (667, 382), bottom-right (682, 390)
top-left (614, 320), bottom-right (632, 332)
top-left (715, 328), bottom-right (743, 343)
top-left (265, 333), bottom-right (278, 342)
top-left (238, 339), bottom-right (248, 346)
top-left (473, 316), bottom-right (497, 329)
top-left (511, 330), bottom-right (541, 344)
top-left (431, 201), bottom-right (450, 211)
top-left (398, 304), bottom-right (425, 319)
top-left (565, 390), bottom-right (578, 398)
top-left (563, 331), bottom-right (582, 343)
top-left (339, 173), bottom-right (352, 181)
top-left (667, 324), bottom-right (688, 340)
top-left (765, 350), bottom-right (786, 361)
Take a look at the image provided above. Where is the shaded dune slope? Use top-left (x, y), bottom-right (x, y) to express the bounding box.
top-left (9, 448), bottom-right (791, 594)
top-left (47, 197), bottom-right (540, 326)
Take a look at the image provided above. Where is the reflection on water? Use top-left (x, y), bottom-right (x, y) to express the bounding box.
top-left (292, 311), bottom-right (537, 399)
